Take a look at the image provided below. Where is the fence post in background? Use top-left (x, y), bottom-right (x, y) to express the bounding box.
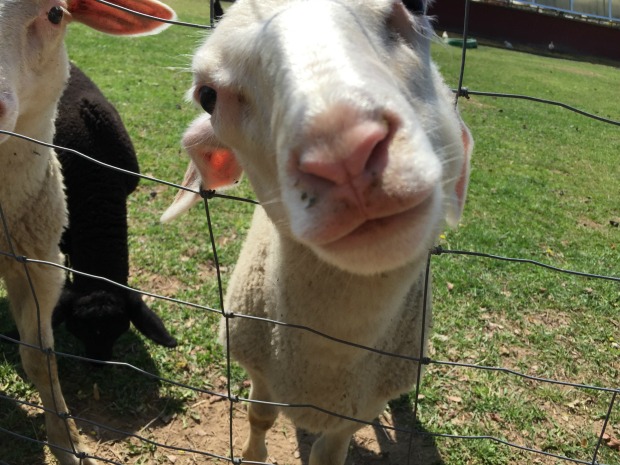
top-left (455, 0), bottom-right (471, 108)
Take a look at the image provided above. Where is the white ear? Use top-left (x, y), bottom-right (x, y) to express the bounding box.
top-left (445, 121), bottom-right (473, 227)
top-left (68, 0), bottom-right (176, 36)
top-left (387, 0), bottom-right (432, 47)
top-left (160, 162), bottom-right (203, 223)
top-left (161, 114), bottom-right (243, 223)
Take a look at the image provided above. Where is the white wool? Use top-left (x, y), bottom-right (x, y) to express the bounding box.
top-left (0, 1), bottom-right (175, 464)
top-left (165, 1), bottom-right (473, 464)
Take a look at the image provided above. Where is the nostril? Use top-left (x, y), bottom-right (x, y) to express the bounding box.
top-left (297, 120), bottom-right (390, 185)
top-left (0, 92), bottom-right (18, 141)
top-left (362, 121), bottom-right (392, 178)
top-left (0, 92), bottom-right (17, 125)
top-left (348, 121), bottom-right (390, 177)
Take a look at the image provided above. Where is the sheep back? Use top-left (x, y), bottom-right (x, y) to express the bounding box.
top-left (53, 63), bottom-right (139, 292)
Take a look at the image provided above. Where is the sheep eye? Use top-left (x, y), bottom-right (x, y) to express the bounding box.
top-left (48, 6), bottom-right (64, 25)
top-left (198, 86), bottom-right (217, 114)
top-left (404, 0), bottom-right (426, 14)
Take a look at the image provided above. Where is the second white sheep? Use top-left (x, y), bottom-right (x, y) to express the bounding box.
top-left (163, 1), bottom-right (473, 464)
top-left (0, 1), bottom-right (175, 463)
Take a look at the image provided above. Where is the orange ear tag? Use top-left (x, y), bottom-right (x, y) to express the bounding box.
top-left (206, 148), bottom-right (241, 188)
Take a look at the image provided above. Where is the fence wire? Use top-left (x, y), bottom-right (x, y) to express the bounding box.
top-left (0, 1), bottom-right (618, 464)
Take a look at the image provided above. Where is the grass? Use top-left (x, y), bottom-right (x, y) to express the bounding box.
top-left (1, 2), bottom-right (619, 464)
top-left (421, 40), bottom-right (620, 465)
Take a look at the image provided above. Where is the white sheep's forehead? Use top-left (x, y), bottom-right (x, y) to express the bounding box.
top-left (0, 0), bottom-right (63, 29)
top-left (0, 0), bottom-right (37, 18)
top-left (0, 0), bottom-right (70, 69)
top-left (193, 0), bottom-right (436, 140)
top-left (0, 1), bottom-right (36, 54)
top-left (194, 0), bottom-right (431, 81)
top-left (0, 1), bottom-right (69, 83)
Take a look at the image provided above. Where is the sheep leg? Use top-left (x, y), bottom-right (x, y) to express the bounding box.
top-left (5, 264), bottom-right (96, 465)
top-left (242, 376), bottom-right (277, 462)
top-left (309, 425), bottom-right (358, 465)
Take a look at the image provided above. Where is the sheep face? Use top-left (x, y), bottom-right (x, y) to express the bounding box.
top-left (0, 0), bottom-right (176, 146)
top-left (0, 0), bottom-right (70, 145)
top-left (188, 0), bottom-right (472, 276)
top-left (63, 291), bottom-right (130, 361)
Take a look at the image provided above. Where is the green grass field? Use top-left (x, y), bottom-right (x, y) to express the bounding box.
top-left (1, 1), bottom-right (619, 464)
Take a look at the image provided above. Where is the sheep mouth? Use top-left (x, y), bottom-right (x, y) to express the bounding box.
top-left (317, 194), bottom-right (436, 252)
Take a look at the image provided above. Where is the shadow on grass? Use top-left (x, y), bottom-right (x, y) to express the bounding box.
top-left (0, 400), bottom-right (48, 465)
top-left (0, 296), bottom-right (184, 465)
top-left (292, 396), bottom-right (444, 465)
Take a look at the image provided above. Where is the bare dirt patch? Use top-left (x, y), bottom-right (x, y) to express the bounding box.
top-left (75, 391), bottom-right (443, 465)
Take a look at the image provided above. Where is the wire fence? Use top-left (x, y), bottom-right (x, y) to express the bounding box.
top-left (1, 0), bottom-right (619, 464)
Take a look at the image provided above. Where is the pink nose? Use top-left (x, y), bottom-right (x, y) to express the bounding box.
top-left (297, 119), bottom-right (390, 185)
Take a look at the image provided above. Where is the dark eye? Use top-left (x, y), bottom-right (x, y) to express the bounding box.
top-left (47, 6), bottom-right (64, 25)
top-left (404, 0), bottom-right (425, 14)
top-left (198, 86), bottom-right (217, 114)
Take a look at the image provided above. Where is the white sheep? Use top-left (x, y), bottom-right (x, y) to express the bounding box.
top-left (0, 1), bottom-right (175, 464)
top-left (163, 1), bottom-right (473, 464)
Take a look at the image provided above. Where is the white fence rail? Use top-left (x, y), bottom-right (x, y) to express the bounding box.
top-left (493, 0), bottom-right (620, 23)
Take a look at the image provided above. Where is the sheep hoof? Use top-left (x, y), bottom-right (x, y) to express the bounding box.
top-left (242, 438), bottom-right (268, 463)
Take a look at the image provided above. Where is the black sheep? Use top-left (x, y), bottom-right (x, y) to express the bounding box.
top-left (52, 63), bottom-right (177, 361)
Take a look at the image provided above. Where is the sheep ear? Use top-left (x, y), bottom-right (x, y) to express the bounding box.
top-left (126, 292), bottom-right (177, 348)
top-left (387, 0), bottom-right (429, 43)
top-left (159, 161), bottom-right (204, 223)
top-left (445, 121), bottom-right (473, 228)
top-left (67, 0), bottom-right (176, 36)
top-left (160, 114), bottom-right (242, 223)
